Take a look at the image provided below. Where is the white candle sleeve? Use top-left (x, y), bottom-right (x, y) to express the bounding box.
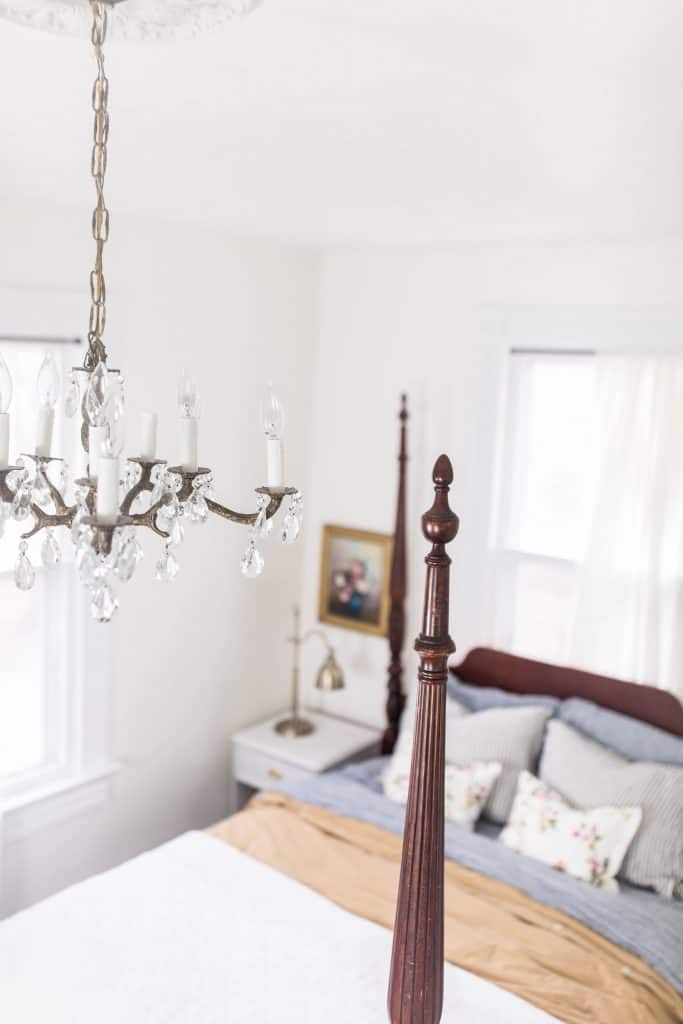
top-left (266, 438), bottom-right (284, 487)
top-left (89, 424), bottom-right (107, 480)
top-left (180, 416), bottom-right (198, 472)
top-left (0, 413), bottom-right (9, 469)
top-left (96, 456), bottom-right (120, 520)
top-left (35, 405), bottom-right (54, 458)
top-left (139, 411), bottom-right (158, 460)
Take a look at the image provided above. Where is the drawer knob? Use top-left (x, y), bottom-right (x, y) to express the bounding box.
top-left (268, 768), bottom-right (283, 780)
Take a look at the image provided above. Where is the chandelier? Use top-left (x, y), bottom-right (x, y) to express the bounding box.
top-left (0, 0), bottom-right (302, 623)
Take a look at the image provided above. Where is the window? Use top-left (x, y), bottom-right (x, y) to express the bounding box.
top-left (0, 288), bottom-right (115, 822)
top-left (0, 340), bottom-right (83, 800)
top-left (490, 351), bottom-right (600, 664)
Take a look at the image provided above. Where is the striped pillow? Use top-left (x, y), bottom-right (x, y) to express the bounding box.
top-left (540, 721), bottom-right (683, 899)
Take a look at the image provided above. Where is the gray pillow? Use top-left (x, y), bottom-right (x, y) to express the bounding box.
top-left (448, 676), bottom-right (560, 714)
top-left (445, 705), bottom-right (553, 824)
top-left (559, 698), bottom-right (683, 766)
top-left (540, 720), bottom-right (683, 899)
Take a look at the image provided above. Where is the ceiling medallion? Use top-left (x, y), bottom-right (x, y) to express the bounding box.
top-left (0, 1), bottom-right (301, 623)
top-left (0, 0), bottom-right (261, 40)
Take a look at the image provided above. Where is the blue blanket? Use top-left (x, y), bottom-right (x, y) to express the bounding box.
top-left (280, 757), bottom-right (683, 994)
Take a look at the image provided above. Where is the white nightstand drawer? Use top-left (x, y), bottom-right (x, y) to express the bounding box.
top-left (233, 742), bottom-right (313, 793)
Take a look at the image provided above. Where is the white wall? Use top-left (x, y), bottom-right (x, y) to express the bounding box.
top-left (0, 198), bottom-right (319, 915)
top-left (298, 239), bottom-right (683, 727)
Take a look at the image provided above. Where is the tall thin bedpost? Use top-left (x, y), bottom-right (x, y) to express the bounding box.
top-left (382, 393), bottom-right (409, 755)
top-left (388, 455), bottom-right (459, 1024)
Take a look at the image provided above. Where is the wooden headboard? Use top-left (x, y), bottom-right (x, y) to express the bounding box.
top-left (453, 647), bottom-right (683, 737)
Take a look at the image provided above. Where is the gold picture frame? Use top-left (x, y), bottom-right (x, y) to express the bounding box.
top-left (318, 524), bottom-right (393, 637)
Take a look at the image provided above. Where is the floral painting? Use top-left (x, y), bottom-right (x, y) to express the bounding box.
top-left (318, 525), bottom-right (392, 636)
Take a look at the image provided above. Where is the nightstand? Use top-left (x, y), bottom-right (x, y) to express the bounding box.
top-left (232, 711), bottom-right (382, 809)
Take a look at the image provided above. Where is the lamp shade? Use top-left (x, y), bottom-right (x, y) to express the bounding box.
top-left (315, 651), bottom-right (345, 692)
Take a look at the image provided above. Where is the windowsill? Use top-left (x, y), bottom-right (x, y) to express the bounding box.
top-left (1, 762), bottom-right (120, 844)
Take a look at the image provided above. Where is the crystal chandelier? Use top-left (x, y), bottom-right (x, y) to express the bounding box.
top-left (0, 1), bottom-right (301, 623)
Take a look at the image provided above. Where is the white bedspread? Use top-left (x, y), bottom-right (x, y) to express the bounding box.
top-left (0, 832), bottom-right (559, 1023)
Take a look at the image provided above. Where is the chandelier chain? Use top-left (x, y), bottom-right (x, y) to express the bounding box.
top-left (86, 1), bottom-right (110, 372)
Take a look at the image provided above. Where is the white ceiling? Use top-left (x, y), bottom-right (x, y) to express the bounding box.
top-left (0, 0), bottom-right (682, 244)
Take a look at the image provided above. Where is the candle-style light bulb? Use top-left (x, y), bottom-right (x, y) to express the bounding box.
top-left (35, 352), bottom-right (60, 458)
top-left (37, 352), bottom-right (60, 409)
top-left (0, 354), bottom-right (13, 415)
top-left (261, 382), bottom-right (284, 440)
top-left (261, 383), bottom-right (285, 487)
top-left (178, 370), bottom-right (200, 471)
top-left (0, 354), bottom-right (12, 469)
top-left (178, 371), bottom-right (200, 419)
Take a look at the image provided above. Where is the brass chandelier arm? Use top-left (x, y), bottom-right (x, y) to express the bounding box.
top-left (21, 504), bottom-right (77, 541)
top-left (205, 494), bottom-right (284, 527)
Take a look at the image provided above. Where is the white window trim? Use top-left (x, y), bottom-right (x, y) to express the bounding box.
top-left (0, 286), bottom-right (119, 840)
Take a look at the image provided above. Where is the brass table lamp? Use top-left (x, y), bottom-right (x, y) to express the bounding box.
top-left (275, 605), bottom-right (345, 737)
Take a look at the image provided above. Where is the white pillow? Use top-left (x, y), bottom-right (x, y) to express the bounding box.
top-left (384, 761), bottom-right (502, 830)
top-left (500, 771), bottom-right (642, 891)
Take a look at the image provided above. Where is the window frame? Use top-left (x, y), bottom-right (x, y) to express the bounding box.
top-left (0, 287), bottom-right (117, 838)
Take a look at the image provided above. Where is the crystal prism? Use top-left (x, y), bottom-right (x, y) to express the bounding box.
top-left (84, 361), bottom-right (108, 427)
top-left (116, 537), bottom-right (140, 582)
top-left (12, 486), bottom-right (31, 521)
top-left (188, 493), bottom-right (208, 524)
top-left (77, 544), bottom-right (98, 586)
top-left (14, 542), bottom-right (35, 591)
top-left (65, 379), bottom-right (80, 418)
top-left (166, 517), bottom-right (184, 547)
top-left (32, 467), bottom-right (50, 508)
top-left (41, 529), bottom-right (62, 568)
top-left (281, 511), bottom-right (300, 545)
top-left (240, 540), bottom-right (264, 578)
top-left (155, 546), bottom-right (179, 583)
top-left (90, 583), bottom-right (118, 623)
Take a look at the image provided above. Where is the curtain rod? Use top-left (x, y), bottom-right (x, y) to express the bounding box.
top-left (0, 334), bottom-right (81, 346)
top-left (510, 347), bottom-right (596, 356)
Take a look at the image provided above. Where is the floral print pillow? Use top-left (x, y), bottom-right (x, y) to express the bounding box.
top-left (384, 761), bottom-right (502, 830)
top-left (500, 771), bottom-right (642, 891)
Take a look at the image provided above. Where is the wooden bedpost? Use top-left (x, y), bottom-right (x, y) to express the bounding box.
top-left (382, 393), bottom-right (409, 755)
top-left (388, 454), bottom-right (459, 1024)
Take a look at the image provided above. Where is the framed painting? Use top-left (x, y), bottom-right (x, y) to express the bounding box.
top-left (318, 524), bottom-right (393, 637)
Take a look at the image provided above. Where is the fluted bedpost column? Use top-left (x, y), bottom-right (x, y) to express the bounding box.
top-left (383, 393), bottom-right (409, 755)
top-left (388, 454), bottom-right (459, 1024)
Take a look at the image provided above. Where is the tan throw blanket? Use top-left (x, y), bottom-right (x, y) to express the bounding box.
top-left (210, 793), bottom-right (683, 1024)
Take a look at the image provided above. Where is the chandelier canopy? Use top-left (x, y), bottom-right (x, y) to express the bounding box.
top-left (0, 0), bottom-right (261, 40)
top-left (0, 1), bottom-right (301, 623)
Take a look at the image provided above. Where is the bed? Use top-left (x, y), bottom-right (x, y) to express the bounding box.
top-left (1, 397), bottom-right (681, 1024)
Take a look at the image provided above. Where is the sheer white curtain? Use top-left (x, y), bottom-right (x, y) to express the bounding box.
top-left (569, 354), bottom-right (683, 696)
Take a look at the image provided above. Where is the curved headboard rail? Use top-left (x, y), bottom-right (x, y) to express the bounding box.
top-left (452, 647), bottom-right (683, 737)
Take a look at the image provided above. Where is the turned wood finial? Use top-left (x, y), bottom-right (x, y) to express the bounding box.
top-left (388, 455), bottom-right (458, 1024)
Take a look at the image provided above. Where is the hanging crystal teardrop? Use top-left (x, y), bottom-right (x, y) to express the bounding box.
top-left (15, 541), bottom-right (35, 591)
top-left (90, 582), bottom-right (118, 623)
top-left (41, 528), bottom-right (62, 568)
top-left (115, 536), bottom-right (141, 582)
top-left (12, 486), bottom-right (32, 521)
top-left (84, 361), bottom-right (108, 426)
top-left (77, 543), bottom-right (98, 586)
top-left (32, 467), bottom-right (51, 508)
top-left (188, 492), bottom-right (208, 524)
top-left (155, 545), bottom-right (179, 583)
top-left (240, 539), bottom-right (264, 578)
top-left (166, 517), bottom-right (184, 548)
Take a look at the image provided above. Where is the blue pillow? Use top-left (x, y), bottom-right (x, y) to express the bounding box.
top-left (447, 675), bottom-right (560, 714)
top-left (559, 698), bottom-right (683, 766)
